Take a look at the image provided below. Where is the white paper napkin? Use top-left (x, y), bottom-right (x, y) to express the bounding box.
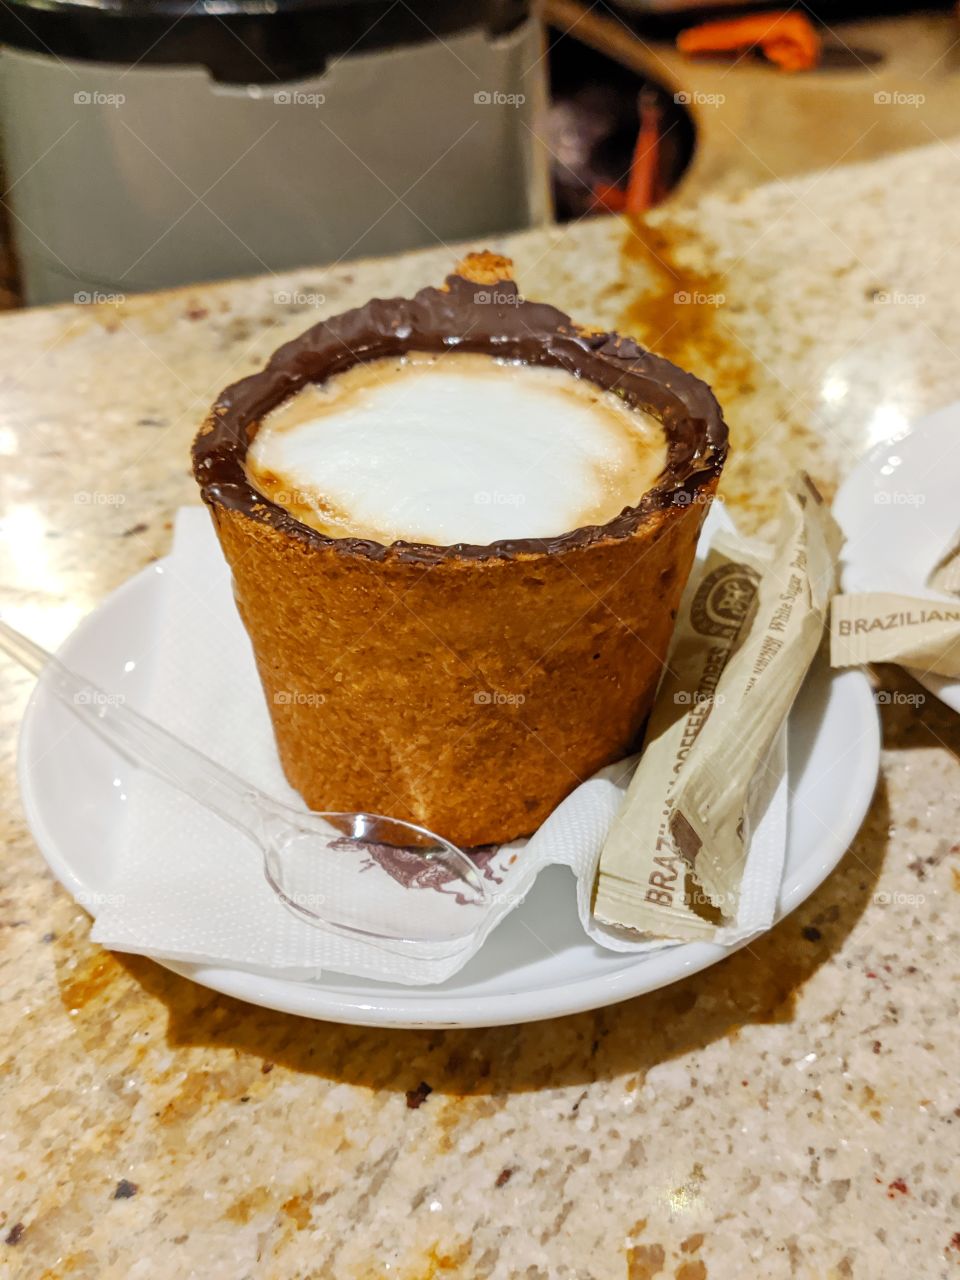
top-left (90, 506), bottom-right (788, 985)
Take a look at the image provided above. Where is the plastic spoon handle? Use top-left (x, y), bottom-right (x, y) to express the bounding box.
top-left (0, 618), bottom-right (266, 837)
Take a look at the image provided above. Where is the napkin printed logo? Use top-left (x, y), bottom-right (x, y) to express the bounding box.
top-left (334, 838), bottom-right (504, 904)
top-left (690, 562), bottom-right (760, 641)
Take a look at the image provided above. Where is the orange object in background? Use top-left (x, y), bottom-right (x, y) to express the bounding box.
top-left (592, 90), bottom-right (665, 215)
top-left (677, 11), bottom-right (822, 72)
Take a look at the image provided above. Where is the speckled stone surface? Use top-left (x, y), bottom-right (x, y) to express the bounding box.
top-left (2, 141), bottom-right (960, 1279)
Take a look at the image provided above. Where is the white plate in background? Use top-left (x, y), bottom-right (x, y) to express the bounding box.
top-left (834, 400), bottom-right (960, 713)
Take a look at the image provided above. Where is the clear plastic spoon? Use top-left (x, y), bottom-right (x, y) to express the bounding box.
top-left (0, 619), bottom-right (488, 956)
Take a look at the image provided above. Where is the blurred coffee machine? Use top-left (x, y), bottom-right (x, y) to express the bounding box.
top-left (0, 0), bottom-right (550, 303)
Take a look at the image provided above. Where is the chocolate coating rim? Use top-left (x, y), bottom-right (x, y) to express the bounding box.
top-left (192, 271), bottom-right (728, 565)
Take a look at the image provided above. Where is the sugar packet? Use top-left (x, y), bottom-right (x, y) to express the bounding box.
top-left (830, 593), bottom-right (960, 677)
top-left (594, 475), bottom-right (839, 939)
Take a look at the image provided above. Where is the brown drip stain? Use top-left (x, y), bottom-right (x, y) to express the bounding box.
top-left (225, 1186), bottom-right (273, 1224)
top-left (626, 1220), bottom-right (709, 1278)
top-left (50, 788), bottom-right (884, 1094)
top-left (676, 1263), bottom-right (708, 1280)
top-left (59, 948), bottom-right (123, 1012)
top-left (46, 781), bottom-right (888, 1121)
top-left (860, 1082), bottom-right (884, 1122)
top-left (420, 1241), bottom-right (473, 1275)
top-left (281, 1192), bottom-right (313, 1229)
top-left (627, 1240), bottom-right (667, 1280)
top-left (619, 219), bottom-right (733, 369)
top-left (615, 215), bottom-right (760, 516)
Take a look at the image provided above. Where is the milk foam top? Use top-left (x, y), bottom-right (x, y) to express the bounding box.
top-left (246, 351), bottom-right (668, 546)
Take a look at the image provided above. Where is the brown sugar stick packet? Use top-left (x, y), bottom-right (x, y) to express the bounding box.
top-left (830, 593), bottom-right (960, 677)
top-left (594, 475), bottom-right (840, 940)
top-left (830, 507), bottom-right (960, 675)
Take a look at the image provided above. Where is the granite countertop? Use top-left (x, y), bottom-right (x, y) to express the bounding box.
top-left (2, 140), bottom-right (960, 1280)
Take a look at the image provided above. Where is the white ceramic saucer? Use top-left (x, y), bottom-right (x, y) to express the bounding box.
top-left (834, 399), bottom-right (960, 713)
top-left (17, 560), bottom-right (879, 1028)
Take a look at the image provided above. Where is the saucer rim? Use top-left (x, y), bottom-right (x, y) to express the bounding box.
top-left (18, 555), bottom-right (880, 1028)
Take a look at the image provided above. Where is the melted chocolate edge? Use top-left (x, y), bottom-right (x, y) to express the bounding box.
top-left (192, 272), bottom-right (729, 566)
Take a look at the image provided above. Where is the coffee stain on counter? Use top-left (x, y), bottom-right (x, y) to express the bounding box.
top-left (611, 214), bottom-right (804, 531)
top-left (27, 798), bottom-right (886, 1280)
top-left (626, 1217), bottom-right (711, 1279)
top-left (58, 944), bottom-right (125, 1013)
top-left (619, 217), bottom-right (737, 378)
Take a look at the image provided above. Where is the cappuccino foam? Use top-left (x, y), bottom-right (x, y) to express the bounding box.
top-left (247, 352), bottom-right (668, 545)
